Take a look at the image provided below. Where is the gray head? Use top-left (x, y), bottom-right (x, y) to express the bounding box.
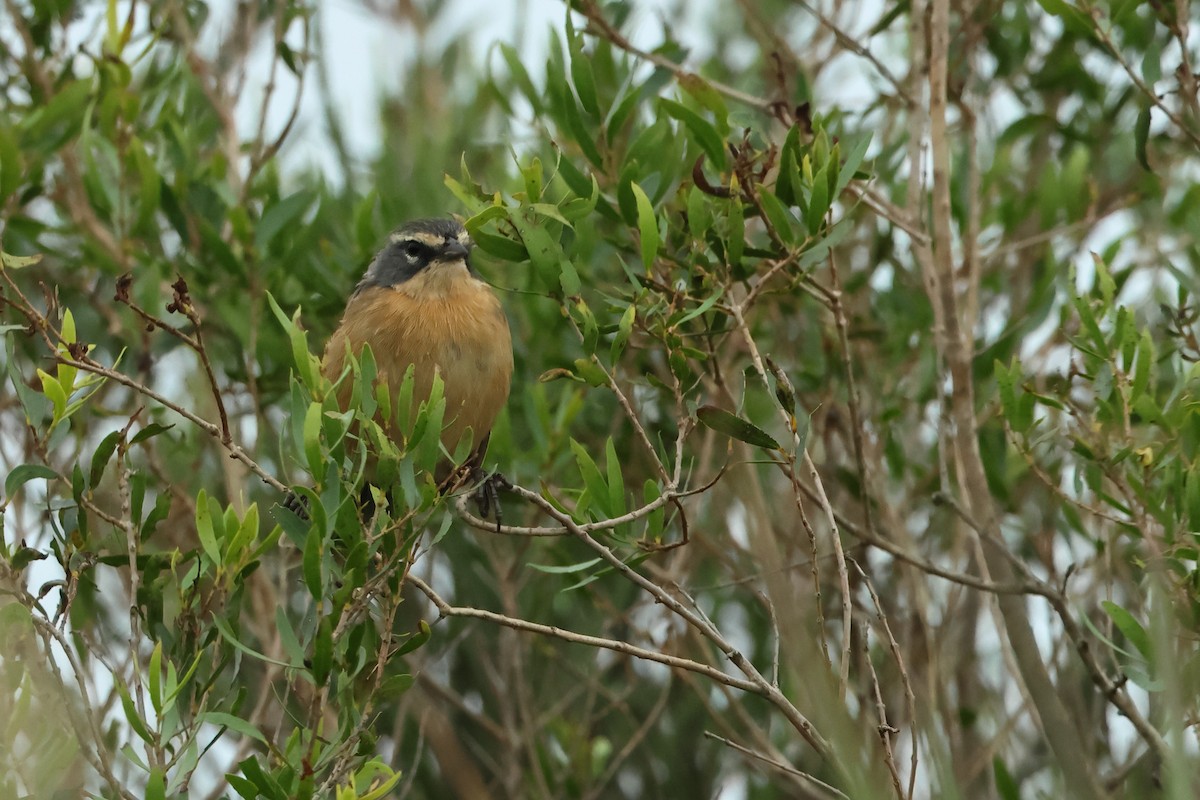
top-left (356, 218), bottom-right (475, 293)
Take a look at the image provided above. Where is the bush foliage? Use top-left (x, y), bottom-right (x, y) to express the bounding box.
top-left (2, 0), bottom-right (1200, 797)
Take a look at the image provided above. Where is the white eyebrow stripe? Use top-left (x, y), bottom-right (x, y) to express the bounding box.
top-left (389, 231), bottom-right (443, 246)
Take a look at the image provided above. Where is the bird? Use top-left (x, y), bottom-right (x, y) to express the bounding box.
top-left (290, 217), bottom-right (513, 517)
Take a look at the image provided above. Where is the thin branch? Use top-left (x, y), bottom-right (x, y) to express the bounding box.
top-left (409, 574), bottom-right (763, 695)
top-left (501, 481), bottom-right (832, 757)
top-left (704, 731), bottom-right (850, 799)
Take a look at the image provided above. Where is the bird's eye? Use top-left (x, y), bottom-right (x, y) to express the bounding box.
top-left (400, 241), bottom-right (423, 261)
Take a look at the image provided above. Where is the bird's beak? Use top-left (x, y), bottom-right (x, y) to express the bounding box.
top-left (440, 240), bottom-right (470, 262)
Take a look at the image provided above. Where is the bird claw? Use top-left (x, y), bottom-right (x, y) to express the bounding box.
top-left (282, 490), bottom-right (310, 521)
top-left (471, 469), bottom-right (511, 532)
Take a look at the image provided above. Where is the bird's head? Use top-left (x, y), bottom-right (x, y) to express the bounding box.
top-left (357, 218), bottom-right (476, 295)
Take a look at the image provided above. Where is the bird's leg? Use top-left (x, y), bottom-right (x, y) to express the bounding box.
top-left (470, 468), bottom-right (512, 532)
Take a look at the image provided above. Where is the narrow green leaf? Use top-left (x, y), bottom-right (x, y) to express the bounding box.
top-left (605, 437), bottom-right (625, 516)
top-left (302, 401), bottom-right (322, 477)
top-left (806, 163), bottom-right (831, 233)
top-left (226, 774), bottom-right (259, 800)
top-left (303, 527), bottom-right (323, 601)
top-left (631, 182), bottom-right (658, 271)
top-left (757, 190), bottom-right (796, 244)
top-left (117, 681), bottom-right (154, 744)
top-left (275, 605), bottom-right (306, 667)
top-left (1101, 601), bottom-right (1151, 660)
top-left (571, 438), bottom-right (613, 515)
top-left (559, 258), bottom-right (581, 296)
top-left (570, 43), bottom-right (599, 116)
top-left (1186, 464), bottom-right (1200, 531)
top-left (312, 616), bottom-right (333, 686)
top-left (509, 213), bottom-right (561, 289)
top-left (573, 357), bottom-right (608, 387)
top-left (499, 43), bottom-right (542, 112)
top-left (378, 673), bottom-right (415, 701)
top-left (359, 769), bottom-right (404, 800)
top-left (255, 191), bottom-right (312, 253)
top-left (661, 98), bottom-right (726, 169)
top-left (1134, 105), bottom-right (1152, 171)
top-left (993, 757), bottom-right (1020, 800)
top-left (396, 619), bottom-right (432, 657)
top-left (833, 133), bottom-right (873, 198)
top-left (145, 768), bottom-right (166, 800)
top-left (696, 405), bottom-right (781, 450)
top-left (211, 615), bottom-right (292, 667)
top-left (610, 305), bottom-right (635, 364)
top-left (0, 251), bottom-right (43, 270)
top-left (4, 463), bottom-right (57, 500)
top-left (89, 429), bottom-right (123, 489)
top-left (195, 489), bottom-right (221, 565)
top-left (528, 557), bottom-right (604, 574)
top-left (199, 711), bottom-right (269, 745)
top-left (130, 422), bottom-right (174, 446)
top-left (148, 641), bottom-right (163, 715)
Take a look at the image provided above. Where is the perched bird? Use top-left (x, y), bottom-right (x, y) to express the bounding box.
top-left (292, 218), bottom-right (513, 514)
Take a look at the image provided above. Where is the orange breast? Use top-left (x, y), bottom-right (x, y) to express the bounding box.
top-left (323, 275), bottom-right (513, 458)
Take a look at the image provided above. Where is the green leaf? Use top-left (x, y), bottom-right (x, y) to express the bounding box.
top-left (610, 305), bottom-right (635, 364)
top-left (0, 251), bottom-right (44, 270)
top-left (130, 422), bottom-right (174, 446)
top-left (573, 357), bottom-right (608, 387)
top-left (89, 429), bottom-right (123, 489)
top-left (196, 489), bottom-right (221, 565)
top-left (117, 680), bottom-right (154, 744)
top-left (631, 182), bottom-right (659, 272)
top-left (1186, 464), bottom-right (1200, 531)
top-left (37, 369), bottom-right (67, 426)
top-left (267, 293), bottom-right (318, 388)
top-left (255, 191), bottom-right (313, 253)
top-left (509, 212), bottom-right (561, 289)
top-left (1130, 329), bottom-right (1153, 403)
top-left (199, 711), bottom-right (269, 746)
top-left (806, 162), bottom-right (831, 233)
top-left (1101, 601), bottom-right (1151, 660)
top-left (559, 258), bottom-right (581, 296)
top-left (528, 557), bottom-right (604, 574)
top-left (661, 98), bottom-right (726, 169)
top-left (697, 405), bottom-right (781, 450)
top-left (145, 768), bottom-right (166, 800)
top-left (993, 757), bottom-right (1020, 800)
top-left (833, 133), bottom-right (873, 198)
top-left (1134, 105), bottom-right (1151, 171)
top-left (303, 527), bottom-right (323, 600)
top-left (757, 190), bottom-right (796, 244)
top-left (275, 605), bottom-right (306, 667)
top-left (359, 768), bottom-right (404, 800)
top-left (396, 620), bottom-right (432, 657)
top-left (5, 463), bottom-right (58, 500)
top-left (605, 437), bottom-right (625, 516)
top-left (378, 673), bottom-right (415, 701)
top-left (211, 615), bottom-right (292, 667)
top-left (0, 124), bottom-right (23, 205)
top-left (148, 641), bottom-right (163, 715)
top-left (303, 401), bottom-right (323, 476)
top-left (312, 616), bottom-right (333, 686)
top-left (226, 773), bottom-right (259, 800)
top-left (499, 43), bottom-right (542, 113)
top-left (571, 438), bottom-right (613, 516)
top-left (569, 41), bottom-right (599, 116)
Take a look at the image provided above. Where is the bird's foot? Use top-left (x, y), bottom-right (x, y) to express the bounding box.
top-left (471, 469), bottom-right (512, 532)
top-left (282, 490), bottom-right (310, 521)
